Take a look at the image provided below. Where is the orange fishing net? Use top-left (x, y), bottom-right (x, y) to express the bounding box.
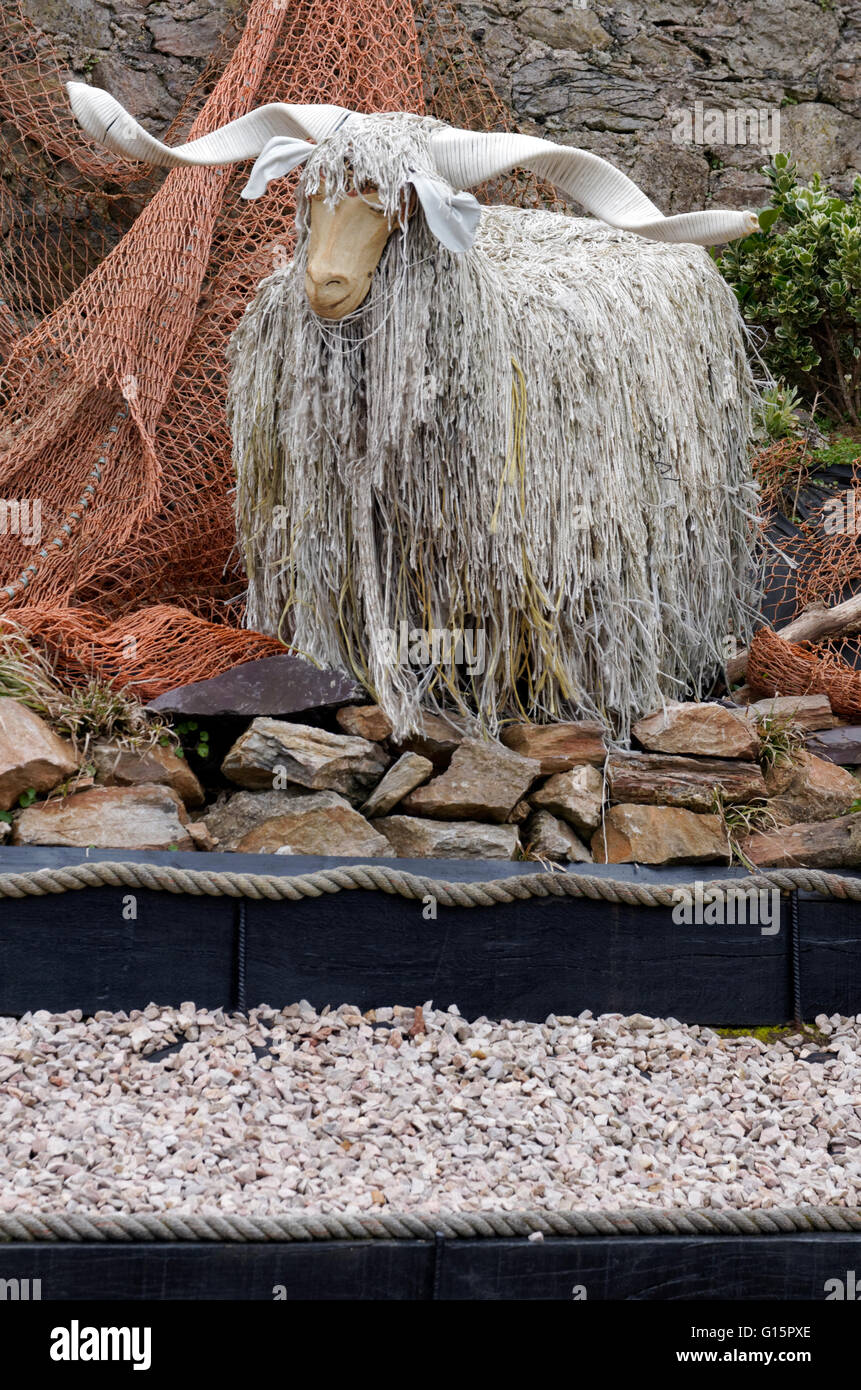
top-left (0, 0), bottom-right (858, 708)
top-left (749, 438), bottom-right (861, 713)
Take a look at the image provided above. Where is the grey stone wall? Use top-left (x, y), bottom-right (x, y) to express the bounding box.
top-left (461, 0), bottom-right (860, 208)
top-left (22, 0), bottom-right (244, 130)
top-left (17, 0), bottom-right (861, 209)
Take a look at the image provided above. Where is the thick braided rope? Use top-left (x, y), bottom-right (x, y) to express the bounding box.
top-left (0, 1207), bottom-right (858, 1242)
top-left (0, 861), bottom-right (859, 907)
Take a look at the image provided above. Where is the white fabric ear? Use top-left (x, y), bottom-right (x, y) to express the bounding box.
top-left (241, 136), bottom-right (315, 199)
top-left (409, 172), bottom-right (482, 252)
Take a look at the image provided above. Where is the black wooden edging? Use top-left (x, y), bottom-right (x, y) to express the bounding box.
top-left (0, 846), bottom-right (859, 1024)
top-left (1, 1232), bottom-right (860, 1300)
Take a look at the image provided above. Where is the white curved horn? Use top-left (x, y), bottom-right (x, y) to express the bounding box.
top-left (66, 82), bottom-right (352, 167)
top-left (430, 129), bottom-right (760, 246)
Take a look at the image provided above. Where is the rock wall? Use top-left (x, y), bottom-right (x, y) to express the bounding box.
top-left (19, 0), bottom-right (860, 210)
top-left (21, 0), bottom-right (244, 130)
top-left (460, 0), bottom-right (860, 207)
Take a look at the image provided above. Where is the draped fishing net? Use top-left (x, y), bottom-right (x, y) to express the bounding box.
top-left (750, 439), bottom-right (861, 716)
top-left (0, 0), bottom-right (857, 713)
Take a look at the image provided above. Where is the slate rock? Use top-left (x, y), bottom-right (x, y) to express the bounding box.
top-left (744, 694), bottom-right (837, 733)
top-left (205, 788), bottom-right (315, 851)
top-left (522, 809), bottom-right (592, 863)
top-left (93, 741), bottom-right (204, 807)
top-left (390, 713), bottom-right (466, 768)
top-left (336, 704), bottom-right (393, 741)
top-left (764, 750), bottom-right (859, 824)
top-left (360, 753), bottom-right (433, 818)
top-left (530, 763), bottom-right (604, 835)
top-left (739, 813), bottom-right (861, 869)
top-left (501, 720), bottom-right (606, 771)
top-left (806, 727), bottom-right (861, 766)
top-left (147, 655), bottom-right (361, 719)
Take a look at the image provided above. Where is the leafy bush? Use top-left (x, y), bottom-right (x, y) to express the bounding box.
top-left (719, 154), bottom-right (861, 424)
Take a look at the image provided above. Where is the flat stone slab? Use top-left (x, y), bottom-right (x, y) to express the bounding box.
top-left (633, 702), bottom-right (759, 760)
top-left (739, 813), bottom-right (861, 869)
top-left (592, 805), bottom-right (730, 865)
top-left (743, 694), bottom-right (837, 732)
top-left (500, 720), bottom-right (606, 772)
top-left (606, 750), bottom-right (766, 811)
top-left (11, 784), bottom-right (193, 852)
top-left (147, 655), bottom-right (361, 718)
top-left (373, 814), bottom-right (519, 859)
top-left (806, 727), bottom-right (861, 766)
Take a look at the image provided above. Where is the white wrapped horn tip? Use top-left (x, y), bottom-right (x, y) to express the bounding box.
top-left (65, 83), bottom-right (351, 167)
top-left (429, 129), bottom-right (761, 246)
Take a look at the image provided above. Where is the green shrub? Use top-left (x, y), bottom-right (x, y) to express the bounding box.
top-left (719, 154), bottom-right (861, 425)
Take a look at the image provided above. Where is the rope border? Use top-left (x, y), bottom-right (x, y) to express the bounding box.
top-left (1, 860), bottom-right (860, 907)
top-left (0, 1207), bottom-right (859, 1242)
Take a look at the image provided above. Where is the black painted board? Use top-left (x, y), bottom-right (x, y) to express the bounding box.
top-left (0, 1241), bottom-right (431, 1300)
top-left (244, 890), bottom-right (788, 1025)
top-left (439, 1233), bottom-right (861, 1300)
top-left (796, 893), bottom-right (861, 1019)
top-left (1, 846), bottom-right (859, 1023)
top-left (1, 1234), bottom-right (858, 1300)
top-left (0, 887), bottom-right (236, 1016)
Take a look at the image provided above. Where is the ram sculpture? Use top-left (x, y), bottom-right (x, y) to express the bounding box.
top-left (67, 84), bottom-right (762, 738)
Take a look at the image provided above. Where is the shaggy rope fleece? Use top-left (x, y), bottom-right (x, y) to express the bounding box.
top-left (228, 114), bottom-right (760, 740)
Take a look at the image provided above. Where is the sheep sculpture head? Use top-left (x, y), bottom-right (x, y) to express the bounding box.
top-left (66, 84), bottom-right (760, 324)
top-left (66, 83), bottom-right (763, 739)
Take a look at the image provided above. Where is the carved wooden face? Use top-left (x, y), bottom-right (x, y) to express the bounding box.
top-left (304, 182), bottom-right (411, 320)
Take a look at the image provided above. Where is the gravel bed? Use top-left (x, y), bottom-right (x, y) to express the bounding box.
top-left (0, 1003), bottom-right (859, 1214)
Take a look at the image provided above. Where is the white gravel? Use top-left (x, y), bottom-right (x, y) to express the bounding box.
top-left (0, 1003), bottom-right (859, 1214)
